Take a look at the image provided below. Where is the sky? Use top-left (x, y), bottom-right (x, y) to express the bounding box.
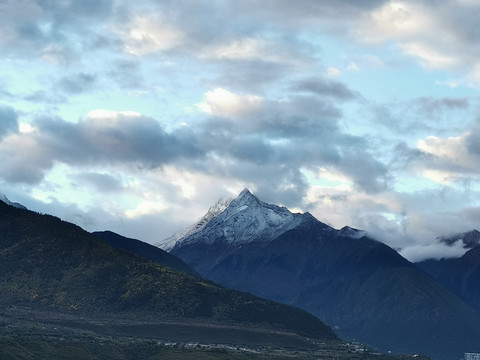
top-left (1, 0), bottom-right (480, 262)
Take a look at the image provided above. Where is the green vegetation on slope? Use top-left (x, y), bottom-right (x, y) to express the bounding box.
top-left (0, 201), bottom-right (336, 340)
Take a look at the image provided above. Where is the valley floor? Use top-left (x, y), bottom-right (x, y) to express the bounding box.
top-left (0, 307), bottom-right (430, 360)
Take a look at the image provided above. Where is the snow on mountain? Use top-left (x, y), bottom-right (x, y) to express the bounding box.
top-left (0, 194), bottom-right (27, 209)
top-left (158, 189), bottom-right (316, 251)
top-left (157, 196), bottom-right (232, 251)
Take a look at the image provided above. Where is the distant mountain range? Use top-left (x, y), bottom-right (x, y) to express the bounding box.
top-left (158, 189), bottom-right (480, 360)
top-left (0, 198), bottom-right (338, 344)
top-left (418, 242), bottom-right (480, 313)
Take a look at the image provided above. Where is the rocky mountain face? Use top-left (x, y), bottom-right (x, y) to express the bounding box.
top-left (164, 189), bottom-right (480, 360)
top-left (0, 199), bottom-right (338, 342)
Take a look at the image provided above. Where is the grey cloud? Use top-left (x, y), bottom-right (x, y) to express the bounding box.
top-left (290, 77), bottom-right (358, 101)
top-left (261, 96), bottom-right (341, 138)
top-left (433, 1), bottom-right (480, 44)
top-left (0, 0), bottom-right (117, 60)
top-left (464, 123), bottom-right (480, 158)
top-left (0, 113), bottom-right (203, 184)
top-left (392, 139), bottom-right (475, 180)
top-left (0, 93), bottom-right (390, 202)
top-left (255, 167), bottom-right (309, 208)
top-left (0, 143), bottom-right (53, 184)
top-left (24, 90), bottom-right (67, 104)
top-left (370, 96), bottom-right (473, 139)
top-left (414, 97), bottom-right (470, 118)
top-left (217, 160), bottom-right (309, 209)
top-left (200, 95), bottom-right (340, 140)
top-left (58, 73), bottom-right (97, 94)
top-left (35, 0), bottom-right (114, 19)
top-left (25, 73), bottom-right (99, 104)
top-left (461, 206), bottom-right (480, 224)
top-left (391, 116), bottom-right (480, 178)
top-left (338, 149), bottom-right (390, 193)
top-left (208, 60), bottom-right (293, 92)
top-left (109, 60), bottom-right (144, 89)
top-left (0, 106), bottom-right (18, 138)
top-left (228, 136), bottom-right (275, 165)
top-left (71, 172), bottom-right (124, 193)
top-left (231, 0), bottom-right (387, 26)
top-left (391, 142), bottom-right (432, 168)
top-left (38, 114), bottom-right (202, 166)
top-left (196, 95), bottom-right (389, 196)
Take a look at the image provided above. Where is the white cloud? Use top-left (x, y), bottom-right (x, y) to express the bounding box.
top-left (87, 109), bottom-right (143, 120)
top-left (347, 62), bottom-right (360, 71)
top-left (124, 200), bottom-right (168, 219)
top-left (417, 135), bottom-right (468, 162)
top-left (400, 42), bottom-right (458, 69)
top-left (420, 170), bottom-right (456, 185)
top-left (361, 1), bottom-right (434, 43)
top-left (19, 123), bottom-right (35, 133)
top-left (399, 240), bottom-right (467, 262)
top-left (197, 88), bottom-right (264, 117)
top-left (203, 38), bottom-right (266, 60)
top-left (326, 67), bottom-right (342, 77)
top-left (121, 15), bottom-right (186, 56)
top-left (414, 133), bottom-right (480, 183)
top-left (351, 0), bottom-right (480, 80)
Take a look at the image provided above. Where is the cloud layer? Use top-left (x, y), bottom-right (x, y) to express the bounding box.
top-left (1, 0), bottom-right (480, 261)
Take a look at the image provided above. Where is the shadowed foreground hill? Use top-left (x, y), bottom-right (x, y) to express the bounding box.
top-left (0, 200), bottom-right (337, 341)
top-left (92, 230), bottom-right (197, 275)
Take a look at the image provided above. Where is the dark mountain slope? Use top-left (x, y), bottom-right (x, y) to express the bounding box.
top-left (0, 200), bottom-right (337, 341)
top-left (418, 244), bottom-right (480, 312)
top-left (169, 191), bottom-right (480, 360)
top-left (92, 230), bottom-right (196, 275)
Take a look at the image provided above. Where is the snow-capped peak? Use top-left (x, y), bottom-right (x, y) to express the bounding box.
top-left (156, 195), bottom-right (232, 251)
top-left (158, 188), bottom-right (315, 251)
top-left (0, 194), bottom-right (27, 209)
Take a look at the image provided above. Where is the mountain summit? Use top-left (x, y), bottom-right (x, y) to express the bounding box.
top-left (158, 188), bottom-right (316, 251)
